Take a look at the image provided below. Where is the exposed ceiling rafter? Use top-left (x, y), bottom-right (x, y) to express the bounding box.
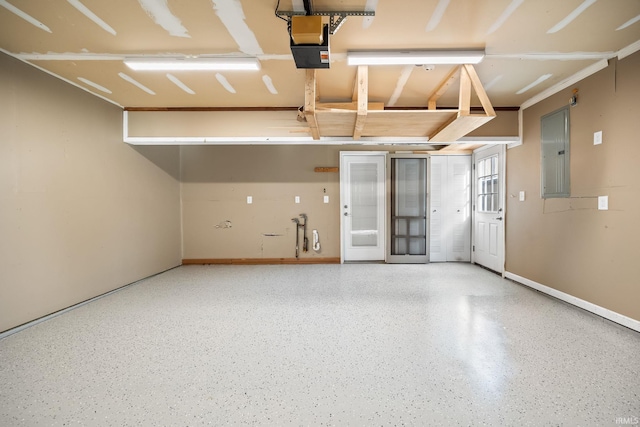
top-left (303, 64), bottom-right (496, 142)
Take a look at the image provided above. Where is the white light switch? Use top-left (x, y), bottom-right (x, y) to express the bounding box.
top-left (598, 196), bottom-right (608, 210)
top-left (594, 130), bottom-right (602, 145)
top-left (246, 196), bottom-right (252, 204)
top-left (324, 195), bottom-right (329, 204)
top-left (295, 196), bottom-right (300, 204)
top-left (519, 191), bottom-right (526, 202)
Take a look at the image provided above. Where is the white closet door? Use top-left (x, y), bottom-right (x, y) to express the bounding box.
top-left (446, 156), bottom-right (471, 261)
top-left (429, 156), bottom-right (447, 262)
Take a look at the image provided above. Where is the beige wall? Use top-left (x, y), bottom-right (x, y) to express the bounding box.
top-left (468, 110), bottom-right (518, 137)
top-left (181, 145), bottom-right (340, 259)
top-left (181, 144), bottom-right (451, 260)
top-left (0, 53), bottom-right (182, 332)
top-left (179, 110), bottom-right (518, 261)
top-left (506, 51), bottom-right (640, 321)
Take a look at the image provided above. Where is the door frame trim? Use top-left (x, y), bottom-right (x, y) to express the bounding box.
top-left (472, 144), bottom-right (506, 274)
top-left (339, 151), bottom-right (387, 264)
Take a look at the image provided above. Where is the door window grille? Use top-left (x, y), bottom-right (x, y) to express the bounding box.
top-left (477, 155), bottom-right (499, 213)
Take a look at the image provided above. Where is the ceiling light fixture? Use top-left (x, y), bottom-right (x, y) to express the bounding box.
top-left (347, 49), bottom-right (485, 66)
top-left (123, 57), bottom-right (261, 71)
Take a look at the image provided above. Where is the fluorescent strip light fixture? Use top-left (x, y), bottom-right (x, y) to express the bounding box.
top-left (124, 57), bottom-right (261, 71)
top-left (347, 49), bottom-right (485, 66)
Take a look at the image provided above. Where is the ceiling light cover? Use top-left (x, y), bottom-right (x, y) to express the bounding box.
top-left (124, 57), bottom-right (261, 71)
top-left (347, 50), bottom-right (485, 66)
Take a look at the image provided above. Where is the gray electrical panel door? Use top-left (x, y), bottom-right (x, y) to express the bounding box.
top-left (541, 106), bottom-right (570, 198)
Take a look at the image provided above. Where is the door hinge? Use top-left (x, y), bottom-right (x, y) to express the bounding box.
top-left (472, 245), bottom-right (475, 252)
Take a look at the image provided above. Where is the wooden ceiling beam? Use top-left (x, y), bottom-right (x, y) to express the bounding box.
top-left (428, 64), bottom-right (496, 142)
top-left (351, 66), bottom-right (359, 102)
top-left (353, 65), bottom-right (368, 140)
top-left (439, 143), bottom-right (483, 152)
top-left (429, 114), bottom-right (494, 142)
top-left (306, 64), bottom-right (494, 142)
top-left (458, 65), bottom-right (471, 116)
top-left (427, 65), bottom-right (460, 110)
top-left (317, 102), bottom-right (383, 111)
top-left (463, 64), bottom-right (496, 117)
top-left (305, 69), bottom-right (320, 140)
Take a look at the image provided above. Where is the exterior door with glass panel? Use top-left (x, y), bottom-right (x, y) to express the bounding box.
top-left (340, 153), bottom-right (386, 262)
top-left (387, 154), bottom-right (428, 263)
top-left (473, 145), bottom-right (505, 273)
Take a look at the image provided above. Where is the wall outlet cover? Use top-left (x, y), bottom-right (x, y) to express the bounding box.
top-left (247, 196), bottom-right (252, 204)
top-left (519, 191), bottom-right (525, 202)
top-left (598, 195), bottom-right (608, 210)
top-left (295, 196), bottom-right (300, 204)
top-left (594, 130), bottom-right (603, 145)
top-left (323, 195), bottom-right (329, 203)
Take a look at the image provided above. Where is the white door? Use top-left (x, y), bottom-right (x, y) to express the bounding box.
top-left (447, 155), bottom-right (472, 262)
top-left (429, 156), bottom-right (447, 262)
top-left (473, 145), bottom-right (505, 273)
top-left (429, 155), bottom-right (471, 262)
top-left (340, 153), bottom-right (386, 262)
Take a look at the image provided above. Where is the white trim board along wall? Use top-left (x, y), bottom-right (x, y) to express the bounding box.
top-left (505, 272), bottom-right (640, 333)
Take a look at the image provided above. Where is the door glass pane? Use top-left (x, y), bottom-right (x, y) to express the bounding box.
top-left (391, 158), bottom-right (426, 256)
top-left (350, 163), bottom-right (378, 247)
top-left (477, 154), bottom-right (499, 213)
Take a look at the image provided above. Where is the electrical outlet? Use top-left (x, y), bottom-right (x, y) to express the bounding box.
top-left (519, 191), bottom-right (525, 201)
top-left (324, 195), bottom-right (329, 203)
top-left (295, 196), bottom-right (300, 204)
top-left (594, 130), bottom-right (602, 145)
top-left (247, 196), bottom-right (252, 204)
top-left (598, 196), bottom-right (608, 210)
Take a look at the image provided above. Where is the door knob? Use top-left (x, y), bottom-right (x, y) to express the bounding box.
top-left (344, 212), bottom-right (348, 216)
top-left (495, 217), bottom-right (503, 221)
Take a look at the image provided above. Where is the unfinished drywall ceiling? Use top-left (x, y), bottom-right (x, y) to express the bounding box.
top-left (0, 0), bottom-right (638, 109)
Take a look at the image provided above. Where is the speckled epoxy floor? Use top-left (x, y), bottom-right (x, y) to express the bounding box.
top-left (0, 264), bottom-right (638, 426)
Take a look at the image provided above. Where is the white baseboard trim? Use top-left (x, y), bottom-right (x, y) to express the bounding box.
top-left (0, 265), bottom-right (180, 340)
top-left (505, 271), bottom-right (640, 333)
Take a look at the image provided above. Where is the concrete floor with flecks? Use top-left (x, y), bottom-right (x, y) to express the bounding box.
top-left (1, 263), bottom-right (638, 426)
